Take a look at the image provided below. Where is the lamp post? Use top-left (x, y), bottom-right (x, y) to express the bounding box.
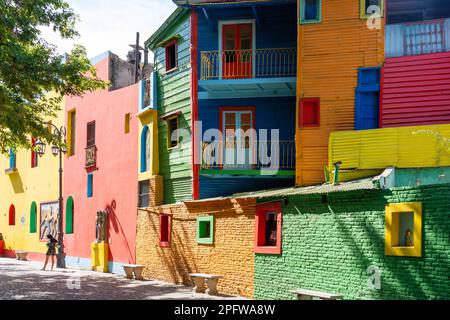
top-left (35, 124), bottom-right (67, 269)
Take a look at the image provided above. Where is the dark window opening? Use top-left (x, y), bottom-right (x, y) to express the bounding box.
top-left (165, 42), bottom-right (177, 71)
top-left (87, 121), bottom-right (96, 147)
top-left (138, 180), bottom-right (150, 208)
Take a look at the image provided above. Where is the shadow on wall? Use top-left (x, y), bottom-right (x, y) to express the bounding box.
top-left (9, 173), bottom-right (24, 194)
top-left (105, 199), bottom-right (134, 264)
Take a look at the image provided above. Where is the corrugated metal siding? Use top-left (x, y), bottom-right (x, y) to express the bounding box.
top-left (296, 0), bottom-right (385, 186)
top-left (328, 123), bottom-right (450, 173)
top-left (381, 51), bottom-right (450, 128)
top-left (154, 11), bottom-right (193, 204)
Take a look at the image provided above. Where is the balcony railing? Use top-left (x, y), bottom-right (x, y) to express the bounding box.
top-left (85, 145), bottom-right (96, 168)
top-left (386, 19), bottom-right (450, 57)
top-left (200, 48), bottom-right (297, 80)
top-left (201, 140), bottom-right (295, 172)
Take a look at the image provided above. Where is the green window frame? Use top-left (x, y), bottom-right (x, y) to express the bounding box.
top-left (300, 0), bottom-right (322, 24)
top-left (66, 196), bottom-right (74, 234)
top-left (30, 202), bottom-right (37, 233)
top-left (196, 216), bottom-right (214, 245)
top-left (360, 0), bottom-right (384, 19)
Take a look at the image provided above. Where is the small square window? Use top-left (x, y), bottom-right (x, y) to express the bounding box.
top-left (159, 214), bottom-right (171, 247)
top-left (360, 0), bottom-right (384, 19)
top-left (299, 98), bottom-right (320, 128)
top-left (165, 41), bottom-right (177, 72)
top-left (197, 216), bottom-right (214, 245)
top-left (255, 202), bottom-right (282, 255)
top-left (385, 202), bottom-right (422, 257)
top-left (167, 116), bottom-right (180, 149)
top-left (138, 180), bottom-right (150, 208)
top-left (300, 0), bottom-right (322, 24)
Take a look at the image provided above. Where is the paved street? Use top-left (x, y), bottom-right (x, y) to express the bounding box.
top-left (0, 258), bottom-right (243, 300)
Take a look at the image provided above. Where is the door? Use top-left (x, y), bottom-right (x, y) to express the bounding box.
top-left (355, 90), bottom-right (379, 130)
top-left (222, 110), bottom-right (255, 169)
top-left (222, 24), bottom-right (253, 79)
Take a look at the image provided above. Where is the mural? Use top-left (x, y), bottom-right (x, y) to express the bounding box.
top-left (40, 202), bottom-right (59, 241)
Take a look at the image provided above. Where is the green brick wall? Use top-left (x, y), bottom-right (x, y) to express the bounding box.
top-left (254, 184), bottom-right (450, 300)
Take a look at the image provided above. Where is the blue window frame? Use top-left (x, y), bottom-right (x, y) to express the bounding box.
top-left (140, 125), bottom-right (150, 173)
top-left (355, 67), bottom-right (381, 130)
top-left (87, 174), bottom-right (93, 198)
top-left (300, 0), bottom-right (322, 24)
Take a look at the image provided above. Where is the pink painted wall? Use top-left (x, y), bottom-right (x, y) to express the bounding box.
top-left (64, 53), bottom-right (138, 265)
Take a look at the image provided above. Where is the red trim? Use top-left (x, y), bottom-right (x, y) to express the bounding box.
top-left (165, 39), bottom-right (178, 72)
top-left (191, 10), bottom-right (200, 200)
top-left (31, 137), bottom-right (37, 168)
top-left (159, 214), bottom-right (171, 248)
top-left (218, 107), bottom-right (257, 134)
top-left (254, 201), bottom-right (282, 255)
top-left (299, 98), bottom-right (320, 128)
top-left (8, 204), bottom-right (15, 226)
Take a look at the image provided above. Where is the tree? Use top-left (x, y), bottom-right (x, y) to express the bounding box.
top-left (0, 0), bottom-right (106, 153)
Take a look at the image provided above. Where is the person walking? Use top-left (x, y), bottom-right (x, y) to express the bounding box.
top-left (41, 234), bottom-right (58, 271)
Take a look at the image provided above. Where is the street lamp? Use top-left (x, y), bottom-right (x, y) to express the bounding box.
top-left (35, 123), bottom-right (67, 269)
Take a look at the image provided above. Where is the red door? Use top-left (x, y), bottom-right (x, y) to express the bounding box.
top-left (222, 24), bottom-right (253, 79)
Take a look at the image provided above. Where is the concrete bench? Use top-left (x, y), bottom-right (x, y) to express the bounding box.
top-left (123, 264), bottom-right (144, 280)
top-left (291, 289), bottom-right (343, 300)
top-left (189, 273), bottom-right (223, 296)
top-left (16, 251), bottom-right (29, 261)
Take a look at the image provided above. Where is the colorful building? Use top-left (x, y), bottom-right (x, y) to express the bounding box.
top-left (0, 94), bottom-right (64, 261)
top-left (63, 51), bottom-right (144, 274)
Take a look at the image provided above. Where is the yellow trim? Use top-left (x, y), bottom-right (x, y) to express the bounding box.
top-left (124, 113), bottom-right (131, 134)
top-left (385, 202), bottom-right (422, 257)
top-left (360, 0), bottom-right (384, 19)
top-left (67, 108), bottom-right (76, 157)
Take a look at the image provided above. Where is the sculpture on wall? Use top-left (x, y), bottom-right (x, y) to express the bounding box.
top-left (95, 211), bottom-right (108, 243)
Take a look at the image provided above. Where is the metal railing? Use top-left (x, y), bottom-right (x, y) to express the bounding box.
top-left (200, 48), bottom-right (297, 80)
top-left (201, 140), bottom-right (295, 171)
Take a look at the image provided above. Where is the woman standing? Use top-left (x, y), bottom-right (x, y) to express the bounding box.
top-left (41, 234), bottom-right (58, 271)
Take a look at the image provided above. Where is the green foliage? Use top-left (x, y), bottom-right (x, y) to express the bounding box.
top-left (0, 0), bottom-right (107, 153)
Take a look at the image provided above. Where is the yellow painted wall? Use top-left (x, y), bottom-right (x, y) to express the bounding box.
top-left (137, 109), bottom-right (159, 181)
top-left (328, 123), bottom-right (450, 180)
top-left (296, 0), bottom-right (385, 186)
top-left (0, 95), bottom-right (65, 255)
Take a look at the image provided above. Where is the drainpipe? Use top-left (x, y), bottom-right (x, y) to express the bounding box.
top-left (333, 161), bottom-right (343, 186)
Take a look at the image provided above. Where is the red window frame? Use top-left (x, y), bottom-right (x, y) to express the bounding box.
top-left (31, 137), bottom-right (38, 168)
top-left (9, 204), bottom-right (15, 226)
top-left (164, 39), bottom-right (178, 72)
top-left (86, 121), bottom-right (96, 147)
top-left (299, 98), bottom-right (320, 128)
top-left (254, 201), bottom-right (282, 255)
top-left (159, 214), bottom-right (171, 248)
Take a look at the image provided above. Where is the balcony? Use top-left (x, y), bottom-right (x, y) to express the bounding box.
top-left (386, 18), bottom-right (450, 58)
top-left (198, 48), bottom-right (297, 99)
top-left (85, 145), bottom-right (97, 168)
top-left (200, 140), bottom-right (295, 177)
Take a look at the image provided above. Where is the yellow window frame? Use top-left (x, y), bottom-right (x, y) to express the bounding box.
top-left (385, 202), bottom-right (422, 257)
top-left (360, 0), bottom-right (384, 19)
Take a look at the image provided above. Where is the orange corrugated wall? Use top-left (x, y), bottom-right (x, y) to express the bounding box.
top-left (296, 0), bottom-right (385, 186)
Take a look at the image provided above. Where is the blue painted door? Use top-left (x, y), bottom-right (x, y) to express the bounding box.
top-left (355, 90), bottom-right (379, 130)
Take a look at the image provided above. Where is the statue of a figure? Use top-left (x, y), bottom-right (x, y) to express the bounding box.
top-left (95, 211), bottom-right (108, 243)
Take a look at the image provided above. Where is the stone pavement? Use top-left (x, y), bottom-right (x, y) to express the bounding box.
top-left (0, 258), bottom-right (245, 300)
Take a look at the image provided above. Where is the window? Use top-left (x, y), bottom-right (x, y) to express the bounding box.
top-left (140, 126), bottom-right (151, 173)
top-left (30, 202), bottom-right (37, 233)
top-left (197, 216), bottom-right (214, 245)
top-left (299, 98), bottom-right (320, 128)
top-left (87, 174), bottom-right (93, 198)
top-left (86, 121), bottom-right (96, 147)
top-left (167, 116), bottom-right (179, 149)
top-left (221, 23), bottom-right (253, 79)
top-left (255, 202), bottom-right (282, 254)
top-left (9, 204), bottom-right (15, 226)
top-left (124, 113), bottom-right (131, 134)
top-left (31, 138), bottom-right (38, 168)
top-left (360, 0), bottom-right (384, 19)
top-left (9, 148), bottom-right (16, 170)
top-left (159, 214), bottom-right (171, 247)
top-left (385, 202), bottom-right (422, 257)
top-left (165, 40), bottom-right (177, 72)
top-left (66, 196), bottom-right (74, 234)
top-left (67, 109), bottom-right (76, 156)
top-left (355, 68), bottom-right (380, 130)
top-left (138, 180), bottom-right (150, 208)
top-left (300, 0), bottom-right (322, 24)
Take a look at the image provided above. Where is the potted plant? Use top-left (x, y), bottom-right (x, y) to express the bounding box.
top-left (0, 233), bottom-right (4, 256)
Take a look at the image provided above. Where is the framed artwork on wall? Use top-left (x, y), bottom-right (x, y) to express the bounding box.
top-left (40, 201), bottom-right (59, 241)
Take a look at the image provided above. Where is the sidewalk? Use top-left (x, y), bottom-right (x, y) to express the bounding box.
top-left (0, 258), bottom-right (244, 300)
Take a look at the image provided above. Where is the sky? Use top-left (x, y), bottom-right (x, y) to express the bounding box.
top-left (40, 0), bottom-right (177, 60)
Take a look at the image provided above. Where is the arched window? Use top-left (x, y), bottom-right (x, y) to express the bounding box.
top-left (9, 204), bottom-right (15, 226)
top-left (30, 202), bottom-right (37, 233)
top-left (66, 196), bottom-right (74, 234)
top-left (140, 126), bottom-right (151, 173)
